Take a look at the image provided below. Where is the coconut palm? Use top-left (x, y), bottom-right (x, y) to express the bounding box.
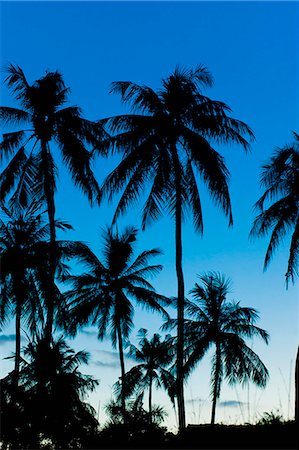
top-left (114, 329), bottom-right (176, 424)
top-left (0, 64), bottom-right (106, 343)
top-left (0, 202), bottom-right (89, 383)
top-left (250, 132), bottom-right (299, 284)
top-left (64, 226), bottom-right (170, 422)
top-left (164, 272), bottom-right (269, 425)
top-left (99, 65), bottom-right (254, 430)
top-left (0, 203), bottom-right (62, 382)
top-left (250, 132), bottom-right (299, 422)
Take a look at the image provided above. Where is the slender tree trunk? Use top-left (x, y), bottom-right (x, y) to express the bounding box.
top-left (211, 343), bottom-right (222, 425)
top-left (175, 188), bottom-right (186, 432)
top-left (41, 141), bottom-right (56, 345)
top-left (295, 345), bottom-right (299, 423)
top-left (116, 322), bottom-right (126, 423)
top-left (149, 373), bottom-right (153, 425)
top-left (14, 272), bottom-right (25, 386)
top-left (172, 146), bottom-right (186, 432)
top-left (14, 303), bottom-right (21, 385)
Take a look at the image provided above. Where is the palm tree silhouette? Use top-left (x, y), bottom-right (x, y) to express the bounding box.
top-left (114, 328), bottom-right (176, 424)
top-left (0, 202), bottom-right (89, 382)
top-left (0, 64), bottom-right (105, 343)
top-left (64, 226), bottom-right (170, 422)
top-left (250, 132), bottom-right (299, 422)
top-left (250, 132), bottom-right (299, 285)
top-left (99, 65), bottom-right (254, 429)
top-left (0, 203), bottom-right (57, 382)
top-left (164, 272), bottom-right (269, 425)
top-left (187, 273), bottom-right (269, 425)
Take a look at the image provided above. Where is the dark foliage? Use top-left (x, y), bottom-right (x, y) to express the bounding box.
top-left (1, 337), bottom-right (99, 449)
top-left (250, 132), bottom-right (299, 285)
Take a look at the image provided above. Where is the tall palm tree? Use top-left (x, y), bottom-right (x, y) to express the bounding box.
top-left (114, 328), bottom-right (176, 424)
top-left (250, 132), bottom-right (299, 422)
top-left (176, 272), bottom-right (269, 425)
top-left (99, 65), bottom-right (254, 429)
top-left (0, 64), bottom-right (105, 343)
top-left (64, 226), bottom-right (170, 422)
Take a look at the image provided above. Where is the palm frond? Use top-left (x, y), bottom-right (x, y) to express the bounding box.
top-left (109, 81), bottom-right (162, 114)
top-left (182, 127), bottom-right (233, 225)
top-left (0, 147), bottom-right (27, 201)
top-left (4, 64), bottom-right (31, 106)
top-left (286, 215), bottom-right (299, 284)
top-left (185, 159), bottom-right (204, 233)
top-left (124, 249), bottom-right (162, 275)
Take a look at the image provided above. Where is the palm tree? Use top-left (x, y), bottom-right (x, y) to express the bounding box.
top-left (0, 203), bottom-right (53, 383)
top-left (114, 328), bottom-right (176, 424)
top-left (164, 273), bottom-right (269, 424)
top-left (64, 226), bottom-right (170, 422)
top-left (99, 65), bottom-right (254, 430)
top-left (0, 64), bottom-right (106, 343)
top-left (178, 272), bottom-right (269, 425)
top-left (0, 202), bottom-right (88, 383)
top-left (250, 132), bottom-right (299, 422)
top-left (250, 132), bottom-right (299, 284)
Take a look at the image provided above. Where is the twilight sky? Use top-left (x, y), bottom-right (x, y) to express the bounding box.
top-left (0, 1), bottom-right (298, 428)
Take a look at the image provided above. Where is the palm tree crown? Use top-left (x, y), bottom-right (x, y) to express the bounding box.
top-left (66, 227), bottom-right (169, 343)
top-left (101, 65), bottom-right (254, 229)
top-left (250, 132), bottom-right (299, 285)
top-left (1, 64), bottom-right (104, 208)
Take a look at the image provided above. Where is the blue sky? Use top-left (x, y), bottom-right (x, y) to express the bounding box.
top-left (0, 1), bottom-right (298, 428)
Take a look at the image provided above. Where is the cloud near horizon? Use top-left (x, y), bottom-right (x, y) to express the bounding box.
top-left (185, 397), bottom-right (204, 404)
top-left (219, 400), bottom-right (248, 407)
top-left (0, 334), bottom-right (16, 345)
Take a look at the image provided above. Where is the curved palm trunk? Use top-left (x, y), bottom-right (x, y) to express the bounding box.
top-left (175, 187), bottom-right (186, 432)
top-left (211, 343), bottom-right (222, 425)
top-left (41, 141), bottom-right (56, 345)
top-left (116, 322), bottom-right (126, 423)
top-left (295, 345), bottom-right (299, 423)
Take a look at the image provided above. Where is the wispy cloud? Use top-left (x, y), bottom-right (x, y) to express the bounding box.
top-left (0, 334), bottom-right (16, 345)
top-left (92, 350), bottom-right (121, 369)
top-left (219, 400), bottom-right (247, 407)
top-left (96, 349), bottom-right (135, 362)
top-left (81, 330), bottom-right (98, 337)
top-left (186, 397), bottom-right (204, 404)
top-left (92, 360), bottom-right (119, 369)
top-left (96, 349), bottom-right (118, 360)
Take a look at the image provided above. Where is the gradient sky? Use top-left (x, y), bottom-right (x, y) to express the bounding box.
top-left (0, 1), bottom-right (298, 429)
